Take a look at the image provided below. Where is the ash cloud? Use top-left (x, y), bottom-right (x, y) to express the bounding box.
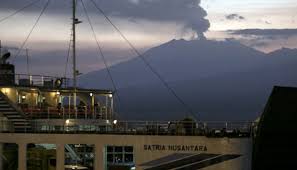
top-left (225, 14), bottom-right (245, 21)
top-left (1, 0), bottom-right (210, 39)
top-left (97, 0), bottom-right (210, 39)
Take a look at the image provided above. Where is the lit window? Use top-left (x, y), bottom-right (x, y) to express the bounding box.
top-left (106, 145), bottom-right (134, 167)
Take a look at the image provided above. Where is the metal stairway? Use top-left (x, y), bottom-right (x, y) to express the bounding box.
top-left (65, 144), bottom-right (82, 163)
top-left (0, 91), bottom-right (31, 132)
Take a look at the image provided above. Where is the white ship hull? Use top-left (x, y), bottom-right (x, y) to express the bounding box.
top-left (0, 133), bottom-right (252, 170)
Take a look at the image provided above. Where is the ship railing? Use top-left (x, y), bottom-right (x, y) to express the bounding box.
top-left (112, 121), bottom-right (253, 137)
top-left (22, 107), bottom-right (111, 120)
top-left (0, 73), bottom-right (70, 88)
top-left (0, 119), bottom-right (254, 137)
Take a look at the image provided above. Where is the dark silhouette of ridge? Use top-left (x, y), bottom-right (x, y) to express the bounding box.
top-left (79, 39), bottom-right (297, 120)
top-left (253, 86), bottom-right (297, 169)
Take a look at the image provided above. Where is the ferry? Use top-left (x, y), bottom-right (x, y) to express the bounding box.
top-left (0, 54), bottom-right (253, 169)
top-left (0, 0), bottom-right (254, 170)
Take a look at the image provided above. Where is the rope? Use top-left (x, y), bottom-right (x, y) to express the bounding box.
top-left (89, 0), bottom-right (198, 120)
top-left (0, 0), bottom-right (41, 23)
top-left (12, 0), bottom-right (51, 63)
top-left (80, 0), bottom-right (122, 115)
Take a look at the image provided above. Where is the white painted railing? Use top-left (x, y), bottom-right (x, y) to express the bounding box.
top-left (0, 119), bottom-right (254, 137)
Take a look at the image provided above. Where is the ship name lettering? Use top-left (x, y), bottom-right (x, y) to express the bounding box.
top-left (144, 145), bottom-right (166, 151)
top-left (168, 145), bottom-right (207, 151)
top-left (144, 145), bottom-right (207, 152)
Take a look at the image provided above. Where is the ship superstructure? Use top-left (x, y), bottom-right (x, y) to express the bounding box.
top-left (0, 49), bottom-right (114, 131)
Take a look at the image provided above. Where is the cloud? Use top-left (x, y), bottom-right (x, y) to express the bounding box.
top-left (255, 19), bottom-right (272, 25)
top-left (222, 29), bottom-right (297, 52)
top-left (229, 29), bottom-right (297, 39)
top-left (225, 14), bottom-right (245, 21)
top-left (1, 0), bottom-right (210, 39)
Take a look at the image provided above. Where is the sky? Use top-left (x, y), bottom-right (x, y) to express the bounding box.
top-left (0, 0), bottom-right (296, 76)
top-left (202, 0), bottom-right (297, 30)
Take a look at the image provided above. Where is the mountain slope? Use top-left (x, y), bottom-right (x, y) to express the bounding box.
top-left (79, 39), bottom-right (266, 89)
top-left (79, 39), bottom-right (297, 120)
top-left (118, 62), bottom-right (297, 120)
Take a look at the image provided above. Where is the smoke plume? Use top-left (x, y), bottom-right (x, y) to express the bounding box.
top-left (98, 0), bottom-right (210, 39)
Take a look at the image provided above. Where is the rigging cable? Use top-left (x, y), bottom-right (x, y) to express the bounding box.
top-left (0, 0), bottom-right (41, 23)
top-left (12, 0), bottom-right (51, 64)
top-left (80, 0), bottom-right (122, 115)
top-left (89, 0), bottom-right (197, 120)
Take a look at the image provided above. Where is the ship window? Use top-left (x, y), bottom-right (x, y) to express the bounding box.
top-left (105, 145), bottom-right (135, 170)
top-left (124, 146), bottom-right (133, 152)
top-left (124, 154), bottom-right (134, 163)
top-left (115, 154), bottom-right (123, 163)
top-left (0, 143), bottom-right (18, 170)
top-left (49, 158), bottom-right (56, 166)
top-left (107, 154), bottom-right (113, 163)
top-left (107, 146), bottom-right (113, 152)
top-left (27, 143), bottom-right (56, 170)
top-left (115, 146), bottom-right (123, 152)
top-left (65, 144), bottom-right (95, 170)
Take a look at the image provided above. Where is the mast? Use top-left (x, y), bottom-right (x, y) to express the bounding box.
top-left (72, 0), bottom-right (77, 107)
top-left (26, 49), bottom-right (30, 75)
top-left (0, 40), bottom-right (2, 57)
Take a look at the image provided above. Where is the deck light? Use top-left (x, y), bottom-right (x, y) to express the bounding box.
top-left (65, 119), bottom-right (70, 125)
top-left (22, 95), bottom-right (26, 99)
top-left (113, 120), bottom-right (117, 125)
top-left (2, 88), bottom-right (10, 94)
top-left (56, 91), bottom-right (60, 95)
top-left (108, 94), bottom-right (113, 98)
top-left (89, 93), bottom-right (93, 97)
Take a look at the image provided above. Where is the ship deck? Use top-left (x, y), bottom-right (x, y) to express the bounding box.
top-left (0, 119), bottom-right (254, 138)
